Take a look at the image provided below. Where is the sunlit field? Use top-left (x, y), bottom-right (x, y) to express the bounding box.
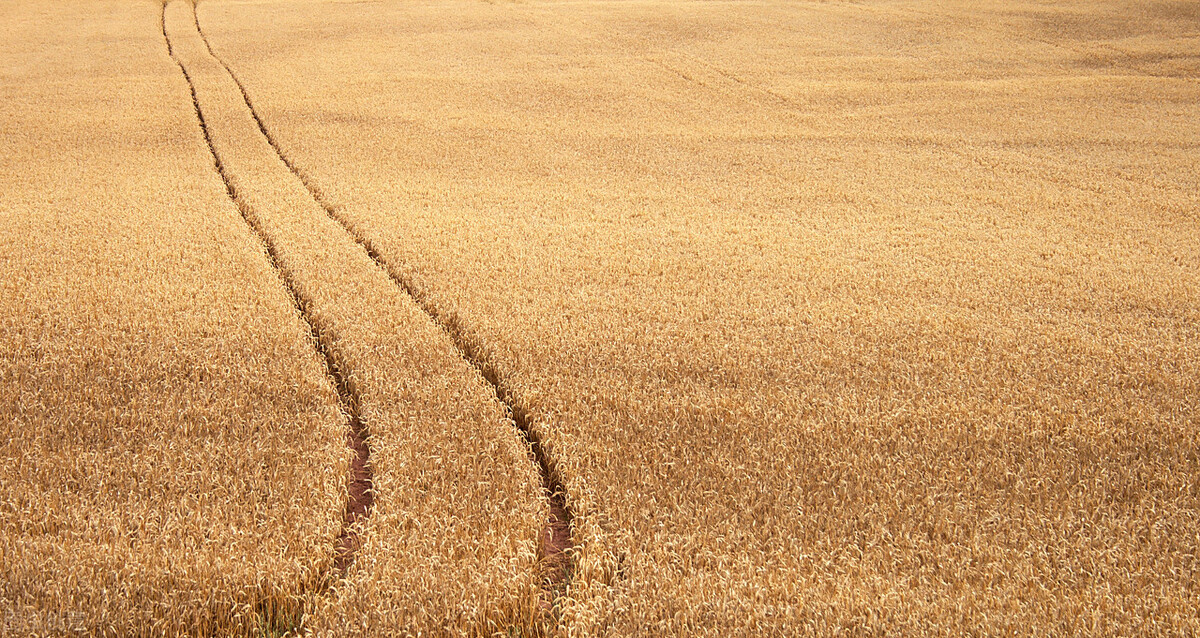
top-left (2, 0), bottom-right (1197, 635)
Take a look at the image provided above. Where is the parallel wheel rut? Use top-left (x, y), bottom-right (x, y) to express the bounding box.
top-left (166, 0), bottom-right (577, 617)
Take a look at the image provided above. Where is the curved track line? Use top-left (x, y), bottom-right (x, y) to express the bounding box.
top-left (162, 1), bottom-right (374, 584)
top-left (191, 1), bottom-right (576, 602)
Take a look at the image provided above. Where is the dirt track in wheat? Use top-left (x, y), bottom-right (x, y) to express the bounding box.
top-left (2, 0), bottom-right (1198, 635)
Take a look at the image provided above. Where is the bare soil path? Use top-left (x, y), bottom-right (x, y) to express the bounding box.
top-left (162, 0), bottom-right (375, 582)
top-left (164, 0), bottom-right (570, 629)
top-left (191, 6), bottom-right (575, 594)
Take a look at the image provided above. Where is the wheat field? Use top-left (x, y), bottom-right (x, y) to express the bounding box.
top-left (2, 0), bottom-right (1198, 635)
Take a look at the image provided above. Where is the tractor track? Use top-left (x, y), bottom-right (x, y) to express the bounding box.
top-left (162, 1), bottom-right (374, 582)
top-left (182, 0), bottom-right (574, 604)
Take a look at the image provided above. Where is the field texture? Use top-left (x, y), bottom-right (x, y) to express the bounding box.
top-left (4, 0), bottom-right (1200, 635)
top-left (0, 1), bottom-right (352, 633)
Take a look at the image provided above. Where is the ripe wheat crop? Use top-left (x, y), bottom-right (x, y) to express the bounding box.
top-left (199, 0), bottom-right (1200, 634)
top-left (0, 1), bottom-right (350, 634)
top-left (3, 0), bottom-right (1198, 635)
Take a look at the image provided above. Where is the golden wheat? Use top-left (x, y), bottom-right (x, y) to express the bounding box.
top-left (198, 0), bottom-right (1200, 634)
top-left (4, 0), bottom-right (1199, 634)
top-left (0, 1), bottom-right (349, 634)
top-left (165, 1), bottom-right (550, 634)
top-left (3, 0), bottom-right (552, 635)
